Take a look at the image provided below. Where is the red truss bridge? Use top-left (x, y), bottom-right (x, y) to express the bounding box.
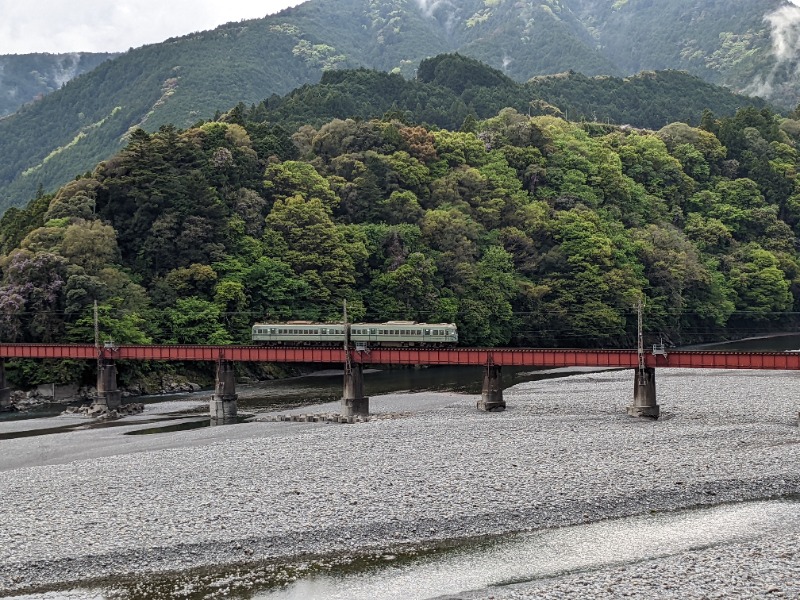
top-left (0, 343), bottom-right (799, 370)
top-left (1, 344), bottom-right (798, 420)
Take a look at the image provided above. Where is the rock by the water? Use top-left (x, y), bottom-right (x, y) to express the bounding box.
top-left (63, 403), bottom-right (144, 419)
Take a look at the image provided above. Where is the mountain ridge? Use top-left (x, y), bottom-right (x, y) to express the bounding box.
top-left (0, 0), bottom-right (792, 211)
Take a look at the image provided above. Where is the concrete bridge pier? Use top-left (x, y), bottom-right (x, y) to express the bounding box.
top-left (627, 367), bottom-right (660, 419)
top-left (211, 360), bottom-right (238, 422)
top-left (478, 364), bottom-right (505, 412)
top-left (342, 362), bottom-right (369, 417)
top-left (94, 359), bottom-right (122, 411)
top-left (0, 361), bottom-right (12, 411)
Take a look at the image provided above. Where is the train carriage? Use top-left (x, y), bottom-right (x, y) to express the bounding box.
top-left (251, 321), bottom-right (458, 346)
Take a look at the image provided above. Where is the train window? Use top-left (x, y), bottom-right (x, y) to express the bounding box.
top-left (370, 328), bottom-right (376, 335)
top-left (424, 329), bottom-right (430, 335)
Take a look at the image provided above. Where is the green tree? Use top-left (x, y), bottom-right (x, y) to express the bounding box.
top-left (163, 297), bottom-right (232, 344)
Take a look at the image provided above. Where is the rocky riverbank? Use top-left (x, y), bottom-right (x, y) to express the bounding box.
top-left (0, 368), bottom-right (798, 598)
top-left (4, 377), bottom-right (205, 412)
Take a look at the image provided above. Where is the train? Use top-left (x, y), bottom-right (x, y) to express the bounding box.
top-left (251, 321), bottom-right (458, 346)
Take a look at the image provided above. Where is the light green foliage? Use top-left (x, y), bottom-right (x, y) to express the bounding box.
top-left (265, 194), bottom-right (362, 306)
top-left (380, 190), bottom-right (424, 224)
top-left (611, 132), bottom-right (693, 213)
top-left (59, 220), bottom-right (119, 274)
top-left (728, 245), bottom-right (793, 319)
top-left (68, 299), bottom-right (152, 345)
top-left (368, 252), bottom-right (440, 320)
top-left (264, 161), bottom-right (340, 209)
top-left (420, 207), bottom-right (484, 280)
top-left (456, 246), bottom-right (519, 346)
top-left (432, 131), bottom-right (489, 167)
top-left (44, 178), bottom-right (101, 222)
top-left (292, 40), bottom-right (347, 71)
top-left (532, 207), bottom-right (644, 343)
top-left (163, 297), bottom-right (232, 345)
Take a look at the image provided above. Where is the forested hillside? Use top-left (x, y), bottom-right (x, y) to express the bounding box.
top-left (255, 57), bottom-right (767, 132)
top-left (0, 0), bottom-right (791, 213)
top-left (2, 101), bottom-right (800, 385)
top-left (0, 52), bottom-right (118, 117)
top-left (0, 53), bottom-right (767, 213)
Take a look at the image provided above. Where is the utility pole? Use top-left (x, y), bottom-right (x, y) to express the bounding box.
top-left (94, 300), bottom-right (100, 370)
top-left (343, 300), bottom-right (351, 377)
top-left (637, 297), bottom-right (645, 383)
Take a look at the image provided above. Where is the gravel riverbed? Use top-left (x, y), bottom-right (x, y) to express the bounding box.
top-left (0, 368), bottom-right (798, 598)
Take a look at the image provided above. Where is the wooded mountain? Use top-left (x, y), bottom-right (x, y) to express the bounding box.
top-left (255, 58), bottom-right (767, 132)
top-left (0, 0), bottom-right (792, 211)
top-left (2, 101), bottom-right (800, 385)
top-left (0, 53), bottom-right (118, 118)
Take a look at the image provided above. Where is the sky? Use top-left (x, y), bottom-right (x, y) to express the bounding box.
top-left (3, 0), bottom-right (800, 56)
top-left (0, 0), bottom-right (307, 55)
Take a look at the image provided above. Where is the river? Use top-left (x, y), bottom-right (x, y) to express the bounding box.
top-left (1, 336), bottom-right (799, 599)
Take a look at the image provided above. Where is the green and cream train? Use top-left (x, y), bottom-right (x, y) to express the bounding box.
top-left (251, 321), bottom-right (458, 346)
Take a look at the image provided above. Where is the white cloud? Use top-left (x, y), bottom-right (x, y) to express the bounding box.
top-left (750, 0), bottom-right (800, 97)
top-left (766, 4), bottom-right (800, 62)
top-left (0, 0), bottom-right (305, 55)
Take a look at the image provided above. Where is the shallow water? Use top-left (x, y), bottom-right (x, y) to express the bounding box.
top-left (10, 499), bottom-right (798, 600)
top-left (254, 499), bottom-right (800, 600)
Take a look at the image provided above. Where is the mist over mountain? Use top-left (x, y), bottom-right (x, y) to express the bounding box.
top-left (0, 52), bottom-right (118, 117)
top-left (0, 0), bottom-right (796, 211)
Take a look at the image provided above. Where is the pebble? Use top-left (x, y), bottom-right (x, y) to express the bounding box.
top-left (0, 368), bottom-right (798, 598)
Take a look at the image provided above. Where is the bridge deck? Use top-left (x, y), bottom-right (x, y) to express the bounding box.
top-left (0, 344), bottom-right (798, 370)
